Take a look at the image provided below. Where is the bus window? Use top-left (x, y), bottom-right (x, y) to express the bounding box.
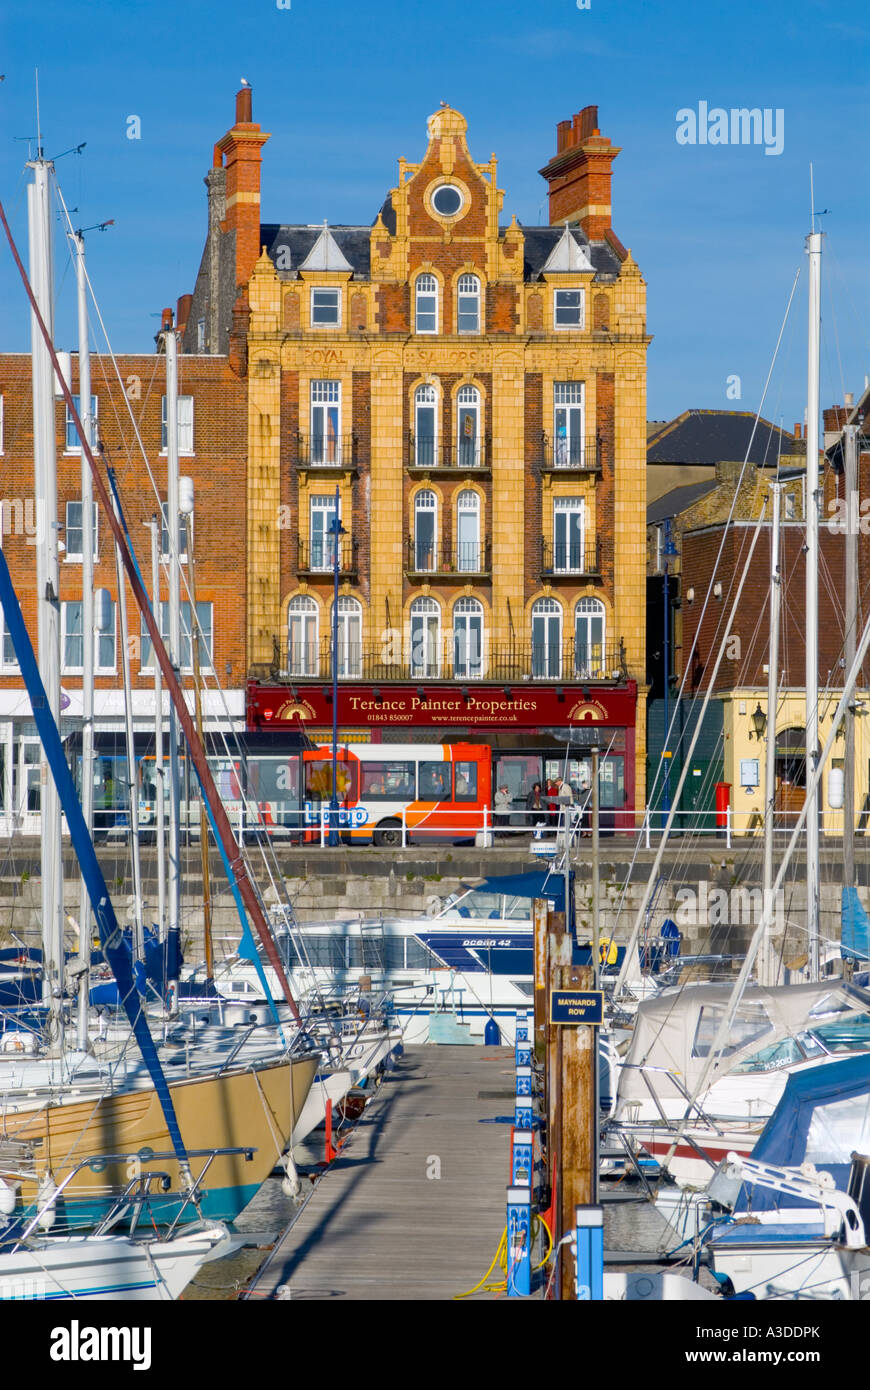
top-left (305, 759), bottom-right (356, 800)
top-left (454, 760), bottom-right (478, 801)
top-left (359, 761), bottom-right (415, 799)
top-left (419, 761), bottom-right (450, 800)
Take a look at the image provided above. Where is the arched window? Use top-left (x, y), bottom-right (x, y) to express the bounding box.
top-left (553, 496), bottom-right (584, 572)
top-left (456, 384), bottom-right (480, 468)
top-left (456, 489), bottom-right (480, 572)
top-left (288, 595), bottom-right (318, 676)
top-left (415, 274), bottom-right (438, 334)
top-left (334, 596), bottom-right (362, 678)
top-left (415, 383), bottom-right (438, 468)
top-left (453, 597), bottom-right (484, 679)
top-left (457, 274), bottom-right (480, 334)
top-left (410, 597), bottom-right (441, 678)
top-left (531, 597), bottom-right (562, 678)
top-left (414, 489), bottom-right (438, 572)
top-left (574, 598), bottom-right (605, 678)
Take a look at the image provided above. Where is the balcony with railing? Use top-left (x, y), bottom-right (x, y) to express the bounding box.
top-left (266, 636), bottom-right (630, 684)
top-left (540, 538), bottom-right (602, 577)
top-left (405, 539), bottom-right (491, 577)
top-left (539, 433), bottom-right (604, 473)
top-left (296, 537), bottom-right (359, 576)
top-left (295, 433), bottom-right (358, 472)
top-left (407, 435), bottom-right (491, 472)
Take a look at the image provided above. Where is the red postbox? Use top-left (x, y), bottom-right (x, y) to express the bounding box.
top-left (715, 781), bottom-right (731, 829)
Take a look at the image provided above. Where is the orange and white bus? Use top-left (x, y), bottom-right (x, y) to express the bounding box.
top-left (301, 742), bottom-right (491, 845)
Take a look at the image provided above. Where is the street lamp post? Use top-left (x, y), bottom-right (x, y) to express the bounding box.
top-left (328, 486), bottom-right (346, 848)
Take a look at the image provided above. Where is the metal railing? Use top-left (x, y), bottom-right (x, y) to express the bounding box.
top-left (407, 435), bottom-right (490, 470)
top-left (541, 539), bottom-right (601, 575)
top-left (540, 434), bottom-right (604, 471)
top-left (405, 539), bottom-right (491, 574)
top-left (271, 636), bottom-right (630, 683)
top-left (296, 538), bottom-right (358, 574)
top-left (296, 433), bottom-right (357, 468)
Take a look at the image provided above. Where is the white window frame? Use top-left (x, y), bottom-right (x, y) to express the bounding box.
top-left (62, 598), bottom-right (116, 675)
top-left (554, 287), bottom-right (585, 330)
top-left (574, 598), bottom-right (606, 678)
top-left (453, 596), bottom-right (484, 679)
top-left (415, 274), bottom-right (438, 335)
top-left (309, 494), bottom-right (338, 572)
top-left (140, 600), bottom-right (213, 674)
top-left (288, 595), bottom-right (319, 677)
top-left (456, 489), bottom-right (481, 572)
top-left (553, 381), bottom-right (585, 467)
top-left (64, 395), bottom-right (99, 454)
top-left (410, 596), bottom-right (441, 678)
top-left (310, 380), bottom-right (342, 465)
top-left (414, 383), bottom-right (439, 468)
top-left (160, 395), bottom-right (195, 456)
top-left (457, 274), bottom-right (481, 334)
top-left (553, 496), bottom-right (585, 573)
top-left (310, 286), bottom-right (341, 328)
top-left (531, 597), bottom-right (563, 679)
top-left (160, 503), bottom-right (189, 564)
top-left (414, 489), bottom-right (438, 572)
top-left (64, 500), bottom-right (99, 564)
top-left (456, 384), bottom-right (480, 468)
top-left (0, 605), bottom-right (19, 670)
top-left (334, 596), bottom-right (362, 678)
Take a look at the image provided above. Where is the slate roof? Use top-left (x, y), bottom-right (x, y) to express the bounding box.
top-left (647, 480), bottom-right (720, 525)
top-left (647, 410), bottom-right (796, 467)
top-left (260, 224), bottom-right (372, 279)
top-left (260, 218), bottom-right (620, 282)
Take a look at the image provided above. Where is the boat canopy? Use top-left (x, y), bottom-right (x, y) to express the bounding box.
top-left (616, 980), bottom-right (870, 1106)
top-left (471, 871), bottom-right (566, 911)
top-left (738, 1052), bottom-right (870, 1211)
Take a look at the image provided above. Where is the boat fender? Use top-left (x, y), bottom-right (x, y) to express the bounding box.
top-left (36, 1173), bottom-right (57, 1231)
top-left (599, 938), bottom-right (618, 966)
top-left (0, 1177), bottom-right (17, 1217)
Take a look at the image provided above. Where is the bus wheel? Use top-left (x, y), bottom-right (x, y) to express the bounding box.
top-left (373, 819), bottom-right (403, 848)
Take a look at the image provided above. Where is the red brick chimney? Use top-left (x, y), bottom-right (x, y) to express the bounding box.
top-left (539, 105), bottom-right (620, 239)
top-left (213, 87), bottom-right (270, 291)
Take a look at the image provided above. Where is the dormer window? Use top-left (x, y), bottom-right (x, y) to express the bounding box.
top-left (554, 288), bottom-right (584, 329)
top-left (415, 275), bottom-right (438, 334)
top-left (457, 274), bottom-right (481, 334)
top-left (311, 287), bottom-right (341, 327)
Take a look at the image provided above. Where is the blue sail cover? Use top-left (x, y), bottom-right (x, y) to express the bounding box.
top-left (737, 1053), bottom-right (870, 1211)
top-left (474, 871), bottom-right (566, 912)
top-left (842, 886), bottom-right (870, 961)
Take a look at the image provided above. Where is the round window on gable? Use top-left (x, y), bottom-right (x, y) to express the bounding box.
top-left (431, 184), bottom-right (463, 217)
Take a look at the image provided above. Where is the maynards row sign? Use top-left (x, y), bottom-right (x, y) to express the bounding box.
top-left (247, 683), bottom-right (637, 731)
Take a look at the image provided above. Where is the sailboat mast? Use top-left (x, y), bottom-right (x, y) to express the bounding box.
top-left (759, 481), bottom-right (782, 987)
top-left (27, 157), bottom-right (64, 1057)
top-left (162, 324), bottom-right (183, 967)
top-left (150, 517), bottom-right (167, 942)
top-left (73, 229), bottom-right (94, 1050)
top-left (805, 230), bottom-right (822, 981)
top-left (110, 484), bottom-right (145, 958)
top-left (843, 423), bottom-right (859, 894)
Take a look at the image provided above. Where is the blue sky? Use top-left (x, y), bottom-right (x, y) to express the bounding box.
top-left (0, 0), bottom-right (867, 427)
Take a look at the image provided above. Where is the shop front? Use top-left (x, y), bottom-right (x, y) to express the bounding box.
top-left (246, 680), bottom-right (639, 830)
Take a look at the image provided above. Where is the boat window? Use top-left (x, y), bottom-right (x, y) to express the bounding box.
top-left (805, 1092), bottom-right (870, 1166)
top-left (807, 994), bottom-right (854, 1018)
top-left (503, 895), bottom-right (532, 920)
top-left (455, 891), bottom-right (504, 918)
top-left (691, 1003), bottom-right (772, 1059)
top-left (406, 937), bottom-right (444, 968)
top-left (795, 1031), bottom-right (826, 1058)
top-left (811, 1014), bottom-right (870, 1054)
top-left (731, 1037), bottom-right (803, 1072)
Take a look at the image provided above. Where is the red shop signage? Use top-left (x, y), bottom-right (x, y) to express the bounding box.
top-left (246, 681), bottom-right (637, 731)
